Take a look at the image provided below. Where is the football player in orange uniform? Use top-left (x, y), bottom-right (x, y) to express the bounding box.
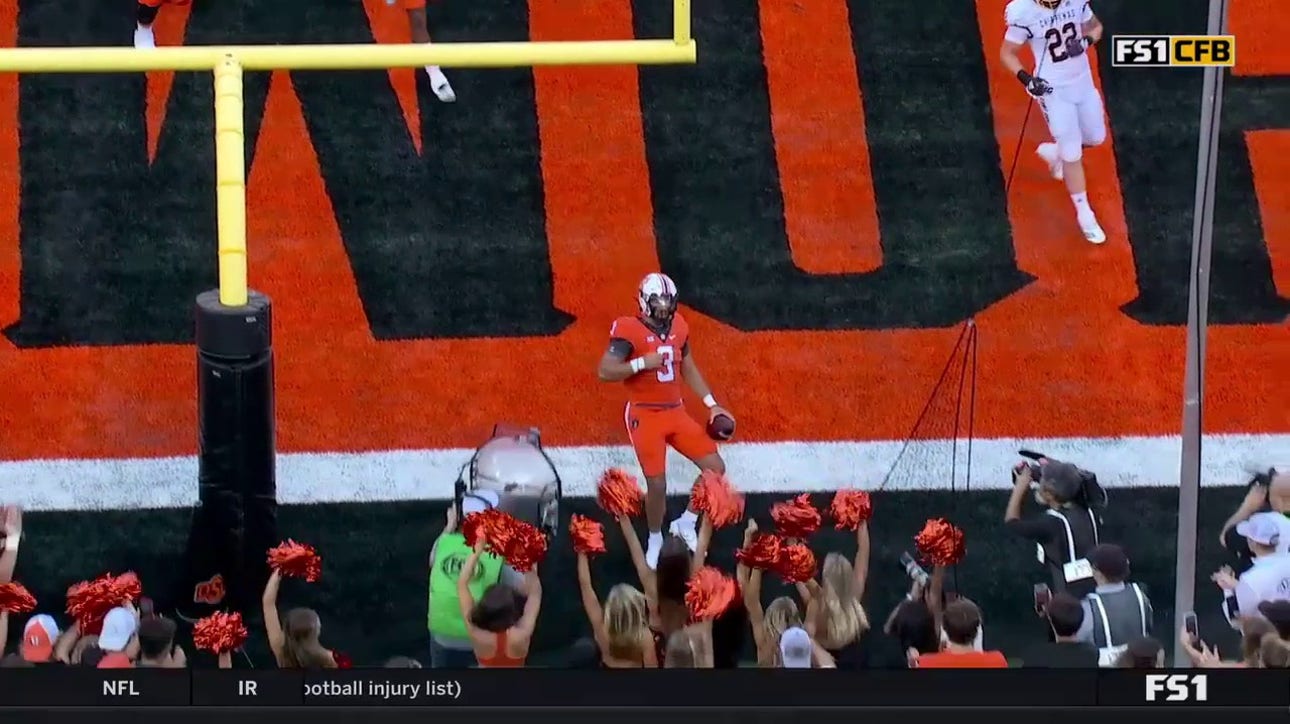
top-left (133, 0), bottom-right (187, 49)
top-left (598, 273), bottom-right (733, 569)
top-left (389, 0), bottom-right (456, 103)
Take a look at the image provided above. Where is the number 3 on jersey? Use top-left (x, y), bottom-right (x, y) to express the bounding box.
top-left (656, 345), bottom-right (676, 382)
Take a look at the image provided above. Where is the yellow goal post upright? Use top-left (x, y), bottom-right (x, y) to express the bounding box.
top-left (0, 1), bottom-right (695, 616)
top-left (0, 0), bottom-right (696, 307)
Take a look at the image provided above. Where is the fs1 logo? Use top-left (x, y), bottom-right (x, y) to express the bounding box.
top-left (1112, 35), bottom-right (1236, 67)
top-left (1145, 674), bottom-right (1209, 702)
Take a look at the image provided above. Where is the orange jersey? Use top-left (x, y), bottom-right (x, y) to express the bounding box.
top-left (608, 314), bottom-right (692, 406)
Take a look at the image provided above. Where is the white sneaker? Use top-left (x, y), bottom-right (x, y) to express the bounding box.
top-left (426, 67), bottom-right (456, 103)
top-left (134, 25), bottom-right (156, 49)
top-left (1079, 216), bottom-right (1107, 244)
top-left (668, 514), bottom-right (699, 553)
top-left (645, 537), bottom-right (662, 570)
top-left (1036, 143), bottom-right (1063, 181)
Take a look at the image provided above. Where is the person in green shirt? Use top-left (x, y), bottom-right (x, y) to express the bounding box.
top-left (427, 490), bottom-right (523, 668)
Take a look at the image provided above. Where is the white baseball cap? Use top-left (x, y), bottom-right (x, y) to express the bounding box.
top-left (779, 626), bottom-right (813, 669)
top-left (97, 606), bottom-right (138, 653)
top-left (1237, 512), bottom-right (1284, 547)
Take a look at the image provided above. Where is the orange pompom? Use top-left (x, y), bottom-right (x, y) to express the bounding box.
top-left (192, 612), bottom-right (249, 655)
top-left (915, 518), bottom-right (966, 567)
top-left (268, 540), bottom-right (322, 582)
top-left (597, 468), bottom-right (644, 518)
top-left (569, 515), bottom-right (607, 556)
top-left (689, 470), bottom-right (746, 528)
top-left (464, 509), bottom-right (548, 572)
top-left (66, 571), bottom-right (143, 633)
top-left (771, 494), bottom-right (822, 539)
top-left (685, 566), bottom-right (737, 621)
top-left (0, 582), bottom-right (37, 613)
top-left (734, 533), bottom-right (783, 570)
top-left (830, 490), bottom-right (873, 530)
top-left (774, 543), bottom-right (817, 584)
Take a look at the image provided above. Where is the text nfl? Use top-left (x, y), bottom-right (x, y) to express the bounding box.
top-left (1145, 674), bottom-right (1209, 702)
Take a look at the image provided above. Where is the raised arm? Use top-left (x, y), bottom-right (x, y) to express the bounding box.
top-left (262, 569), bottom-right (285, 663)
top-left (511, 568), bottom-right (544, 642)
top-left (456, 540), bottom-right (486, 626)
top-left (691, 515), bottom-right (714, 572)
top-left (854, 519), bottom-right (871, 602)
top-left (928, 565), bottom-right (947, 634)
top-left (577, 553), bottom-right (609, 655)
top-left (618, 516), bottom-right (656, 601)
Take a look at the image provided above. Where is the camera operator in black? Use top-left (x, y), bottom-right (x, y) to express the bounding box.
top-left (1005, 459), bottom-right (1104, 598)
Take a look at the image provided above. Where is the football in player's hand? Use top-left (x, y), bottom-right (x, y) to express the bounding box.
top-left (707, 413), bottom-right (736, 441)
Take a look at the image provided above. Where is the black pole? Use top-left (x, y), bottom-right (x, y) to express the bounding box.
top-left (179, 289), bottom-right (277, 618)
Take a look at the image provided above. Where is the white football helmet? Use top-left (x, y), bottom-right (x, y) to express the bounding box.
top-left (637, 272), bottom-right (678, 323)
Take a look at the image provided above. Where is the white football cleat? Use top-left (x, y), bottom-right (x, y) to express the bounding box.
top-left (669, 515), bottom-right (699, 553)
top-left (1079, 217), bottom-right (1107, 244)
top-left (426, 67), bottom-right (456, 103)
top-left (645, 537), bottom-right (662, 570)
top-left (1036, 143), bottom-right (1063, 181)
top-left (134, 25), bottom-right (156, 50)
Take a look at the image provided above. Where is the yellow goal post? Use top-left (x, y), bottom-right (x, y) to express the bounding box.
top-left (0, 0), bottom-right (696, 307)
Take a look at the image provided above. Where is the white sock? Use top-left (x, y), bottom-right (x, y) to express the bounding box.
top-left (1070, 191), bottom-right (1092, 214)
top-left (677, 509), bottom-right (698, 527)
top-left (426, 64), bottom-right (443, 78)
top-left (647, 531), bottom-right (663, 549)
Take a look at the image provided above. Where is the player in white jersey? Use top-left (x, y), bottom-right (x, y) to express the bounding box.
top-left (1001, 0), bottom-right (1108, 244)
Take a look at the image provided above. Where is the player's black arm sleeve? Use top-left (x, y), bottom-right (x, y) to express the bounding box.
top-left (598, 338), bottom-right (637, 382)
top-left (681, 341), bottom-right (691, 357)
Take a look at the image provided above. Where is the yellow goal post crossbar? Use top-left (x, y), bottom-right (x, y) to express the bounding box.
top-left (0, 0), bottom-right (695, 307)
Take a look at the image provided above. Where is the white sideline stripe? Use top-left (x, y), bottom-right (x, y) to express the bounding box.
top-left (0, 434), bottom-right (1285, 512)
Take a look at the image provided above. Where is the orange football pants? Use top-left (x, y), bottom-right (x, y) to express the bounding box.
top-left (624, 403), bottom-right (717, 478)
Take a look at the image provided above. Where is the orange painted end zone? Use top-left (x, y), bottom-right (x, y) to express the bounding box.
top-left (0, 2), bottom-right (1286, 463)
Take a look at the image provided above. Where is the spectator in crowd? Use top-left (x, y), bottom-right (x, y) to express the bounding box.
top-left (778, 626), bottom-right (836, 669)
top-left (136, 616), bottom-right (186, 668)
top-left (1260, 634), bottom-right (1290, 667)
top-left (914, 600), bottom-right (1007, 668)
top-left (263, 570), bottom-right (337, 669)
top-left (1075, 544), bottom-right (1151, 664)
top-left (1213, 512), bottom-right (1290, 626)
top-left (457, 539), bottom-right (541, 667)
top-left (1006, 460), bottom-right (1101, 597)
top-left (383, 656), bottom-right (422, 668)
top-left (1258, 600), bottom-right (1290, 640)
top-left (1181, 617), bottom-right (1276, 668)
top-left (624, 514), bottom-right (714, 654)
top-left (801, 518), bottom-right (876, 668)
top-left (427, 492), bottom-right (522, 669)
top-left (577, 546), bottom-right (656, 668)
top-left (1220, 468), bottom-right (1289, 559)
top-left (883, 569), bottom-right (946, 667)
top-left (663, 625), bottom-right (714, 668)
top-left (1114, 637), bottom-right (1164, 668)
top-left (16, 614), bottom-right (59, 665)
top-left (92, 606), bottom-right (139, 668)
top-left (1025, 593), bottom-right (1098, 667)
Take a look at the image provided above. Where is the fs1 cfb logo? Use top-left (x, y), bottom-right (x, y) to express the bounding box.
top-left (1112, 35), bottom-right (1236, 67)
top-left (1145, 674), bottom-right (1209, 703)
